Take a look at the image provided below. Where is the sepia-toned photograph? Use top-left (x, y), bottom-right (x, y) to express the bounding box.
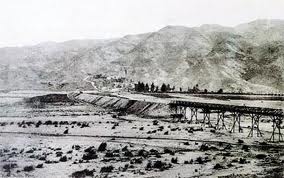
top-left (0, 0), bottom-right (284, 177)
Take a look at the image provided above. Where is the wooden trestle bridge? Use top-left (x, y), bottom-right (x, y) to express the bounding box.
top-left (169, 100), bottom-right (284, 142)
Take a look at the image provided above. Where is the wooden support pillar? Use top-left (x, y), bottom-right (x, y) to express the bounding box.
top-left (184, 107), bottom-right (187, 120)
top-left (216, 111), bottom-right (226, 130)
top-left (173, 106), bottom-right (182, 122)
top-left (202, 108), bottom-right (212, 127)
top-left (180, 107), bottom-right (186, 121)
top-left (190, 108), bottom-right (198, 124)
top-left (177, 106), bottom-right (182, 122)
top-left (230, 112), bottom-right (242, 133)
top-left (248, 114), bottom-right (262, 137)
top-left (269, 116), bottom-right (283, 142)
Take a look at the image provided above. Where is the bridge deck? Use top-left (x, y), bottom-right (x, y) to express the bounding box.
top-left (170, 100), bottom-right (284, 117)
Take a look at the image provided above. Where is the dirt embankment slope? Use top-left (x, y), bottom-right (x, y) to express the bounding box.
top-left (68, 93), bottom-right (171, 118)
top-left (25, 93), bottom-right (73, 103)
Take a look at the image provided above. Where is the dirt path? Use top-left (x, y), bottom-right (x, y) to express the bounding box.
top-left (1, 131), bottom-right (283, 150)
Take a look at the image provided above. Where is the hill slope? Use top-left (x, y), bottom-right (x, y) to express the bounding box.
top-left (0, 19), bottom-right (283, 92)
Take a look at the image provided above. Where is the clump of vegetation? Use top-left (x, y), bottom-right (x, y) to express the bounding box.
top-left (82, 146), bottom-right (98, 160)
top-left (72, 145), bottom-right (81, 150)
top-left (44, 120), bottom-right (52, 125)
top-left (255, 154), bottom-right (267, 159)
top-left (137, 149), bottom-right (148, 158)
top-left (25, 149), bottom-right (35, 153)
top-left (164, 148), bottom-right (175, 155)
top-left (98, 142), bottom-right (107, 152)
top-left (124, 150), bottom-right (134, 157)
top-left (171, 157), bottom-right (178, 164)
top-left (35, 121), bottom-right (42, 128)
top-left (195, 156), bottom-right (211, 164)
top-left (56, 151), bottom-right (63, 157)
top-left (63, 128), bottom-right (69, 134)
top-left (239, 158), bottom-right (248, 164)
top-left (23, 165), bottom-right (35, 172)
top-left (130, 157), bottom-right (143, 164)
top-left (213, 163), bottom-right (224, 170)
top-left (59, 155), bottom-right (68, 162)
top-left (146, 160), bottom-right (172, 171)
top-left (242, 145), bottom-right (250, 152)
top-left (85, 146), bottom-right (96, 154)
top-left (82, 152), bottom-right (98, 160)
top-left (100, 165), bottom-right (114, 173)
top-left (71, 169), bottom-right (95, 178)
top-left (3, 163), bottom-right (18, 172)
top-left (36, 164), bottom-right (43, 168)
top-left (153, 120), bottom-right (159, 125)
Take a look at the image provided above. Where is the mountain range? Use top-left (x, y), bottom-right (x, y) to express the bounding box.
top-left (0, 19), bottom-right (284, 92)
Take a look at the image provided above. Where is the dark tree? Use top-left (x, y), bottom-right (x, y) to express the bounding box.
top-left (140, 82), bottom-right (145, 92)
top-left (204, 89), bottom-right (208, 94)
top-left (161, 83), bottom-right (167, 92)
top-left (145, 83), bottom-right (149, 92)
top-left (180, 87), bottom-right (183, 92)
top-left (150, 83), bottom-right (155, 92)
top-left (134, 83), bottom-right (139, 91)
top-left (217, 88), bottom-right (223, 94)
top-left (167, 84), bottom-right (171, 91)
top-left (135, 81), bottom-right (142, 92)
top-left (155, 86), bottom-right (159, 92)
top-left (193, 84), bottom-right (200, 93)
top-left (138, 81), bottom-right (142, 92)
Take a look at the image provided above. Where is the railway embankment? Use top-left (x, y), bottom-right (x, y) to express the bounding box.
top-left (68, 92), bottom-right (171, 118)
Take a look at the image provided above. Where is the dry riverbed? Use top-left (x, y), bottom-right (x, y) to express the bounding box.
top-left (0, 92), bottom-right (283, 177)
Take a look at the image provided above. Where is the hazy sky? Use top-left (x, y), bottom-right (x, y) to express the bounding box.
top-left (0, 0), bottom-right (284, 47)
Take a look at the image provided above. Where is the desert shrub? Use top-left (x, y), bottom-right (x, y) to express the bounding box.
top-left (130, 157), bottom-right (143, 164)
top-left (23, 165), bottom-right (34, 172)
top-left (171, 157), bottom-right (178, 164)
top-left (56, 151), bottom-right (63, 157)
top-left (100, 165), bottom-right (114, 173)
top-left (153, 120), bottom-right (159, 125)
top-left (213, 163), bottom-right (224, 169)
top-left (164, 148), bottom-right (175, 155)
top-left (196, 157), bottom-right (205, 164)
top-left (239, 158), bottom-right (247, 164)
top-left (59, 155), bottom-right (68, 162)
top-left (146, 160), bottom-right (172, 171)
top-left (3, 163), bottom-right (18, 172)
top-left (44, 120), bottom-right (52, 125)
top-left (84, 146), bottom-right (96, 154)
top-left (255, 154), bottom-right (267, 159)
top-left (82, 153), bottom-right (98, 160)
top-left (124, 151), bottom-right (133, 157)
top-left (137, 149), bottom-right (148, 158)
top-left (242, 145), bottom-right (250, 152)
top-left (98, 142), bottom-right (107, 152)
top-left (36, 164), bottom-right (43, 168)
top-left (71, 169), bottom-right (95, 178)
top-left (72, 145), bottom-right (81, 150)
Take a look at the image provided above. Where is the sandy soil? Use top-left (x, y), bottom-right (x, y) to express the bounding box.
top-left (0, 91), bottom-right (284, 178)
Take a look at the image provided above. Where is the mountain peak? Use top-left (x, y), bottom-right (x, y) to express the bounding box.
top-left (248, 19), bottom-right (284, 25)
top-left (236, 19), bottom-right (284, 30)
top-left (158, 25), bottom-right (191, 33)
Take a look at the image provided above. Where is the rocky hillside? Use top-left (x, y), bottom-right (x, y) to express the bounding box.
top-left (0, 19), bottom-right (283, 92)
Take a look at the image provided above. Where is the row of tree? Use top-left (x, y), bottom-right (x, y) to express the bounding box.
top-left (134, 81), bottom-right (224, 94)
top-left (134, 82), bottom-right (175, 92)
